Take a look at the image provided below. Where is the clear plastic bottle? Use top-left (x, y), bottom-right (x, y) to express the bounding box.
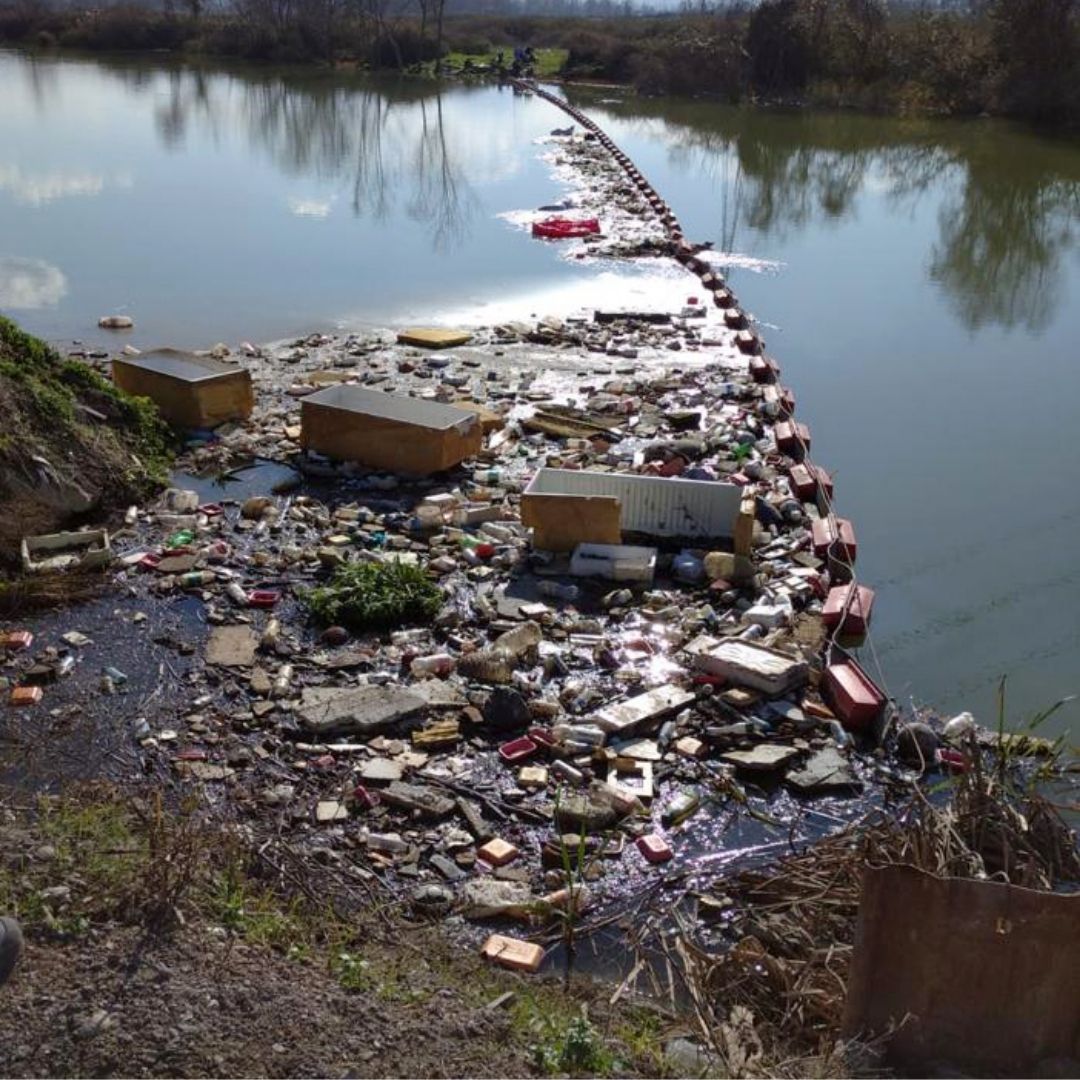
top-left (409, 653), bottom-right (456, 678)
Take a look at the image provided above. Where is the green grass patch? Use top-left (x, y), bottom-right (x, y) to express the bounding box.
top-left (438, 46), bottom-right (567, 78)
top-left (305, 558), bottom-right (443, 632)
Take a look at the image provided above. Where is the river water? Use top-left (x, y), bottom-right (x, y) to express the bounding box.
top-left (2, 50), bottom-right (1078, 737)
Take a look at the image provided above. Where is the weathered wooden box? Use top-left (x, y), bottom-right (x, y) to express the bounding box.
top-left (521, 468), bottom-right (752, 553)
top-left (111, 352), bottom-right (253, 429)
top-left (300, 386), bottom-right (483, 475)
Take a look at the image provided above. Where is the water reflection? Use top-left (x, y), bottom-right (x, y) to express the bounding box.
top-left (97, 60), bottom-right (480, 251)
top-left (0, 164), bottom-right (131, 207)
top-left (581, 98), bottom-right (1080, 333)
top-left (0, 256), bottom-right (68, 309)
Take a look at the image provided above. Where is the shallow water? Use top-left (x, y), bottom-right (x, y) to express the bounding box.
top-left (3, 50), bottom-right (1079, 737)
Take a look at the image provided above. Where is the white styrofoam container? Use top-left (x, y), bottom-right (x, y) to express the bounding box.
top-left (695, 640), bottom-right (808, 696)
top-left (570, 543), bottom-right (657, 583)
top-left (21, 529), bottom-right (112, 574)
top-left (523, 468), bottom-right (743, 539)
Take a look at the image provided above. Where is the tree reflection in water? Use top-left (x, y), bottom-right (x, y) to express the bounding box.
top-left (100, 60), bottom-right (480, 251)
top-left (581, 97), bottom-right (1080, 334)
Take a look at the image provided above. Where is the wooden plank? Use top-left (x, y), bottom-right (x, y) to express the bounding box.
top-left (520, 492), bottom-right (621, 552)
top-left (397, 328), bottom-right (472, 349)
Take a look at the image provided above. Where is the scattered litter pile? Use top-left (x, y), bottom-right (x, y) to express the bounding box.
top-left (2, 89), bottom-right (1073, 1028)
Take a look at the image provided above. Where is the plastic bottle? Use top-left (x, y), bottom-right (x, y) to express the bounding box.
top-left (493, 621), bottom-right (542, 659)
top-left (662, 790), bottom-right (701, 827)
top-left (551, 760), bottom-right (585, 786)
top-left (260, 618), bottom-right (281, 650)
top-left (409, 653), bottom-right (455, 678)
top-left (537, 581), bottom-right (580, 602)
top-left (180, 571), bottom-right (215, 589)
top-left (226, 582), bottom-right (248, 606)
top-left (457, 650), bottom-right (513, 684)
top-left (553, 723), bottom-right (606, 747)
top-left (166, 529), bottom-right (195, 549)
top-left (271, 664), bottom-right (293, 699)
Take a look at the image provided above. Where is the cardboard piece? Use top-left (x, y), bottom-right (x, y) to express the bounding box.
top-left (300, 386), bottom-right (483, 476)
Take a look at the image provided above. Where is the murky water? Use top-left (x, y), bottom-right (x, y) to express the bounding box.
top-left (2, 49), bottom-right (1079, 736)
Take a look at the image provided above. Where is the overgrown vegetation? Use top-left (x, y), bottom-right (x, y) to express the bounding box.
top-left (0, 316), bottom-right (173, 565)
top-left (0, 782), bottom-right (671, 1076)
top-left (305, 557), bottom-right (444, 631)
top-left (2, 1), bottom-right (1079, 124)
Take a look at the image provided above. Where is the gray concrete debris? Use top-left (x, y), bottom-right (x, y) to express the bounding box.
top-left (297, 685), bottom-right (428, 736)
top-left (785, 746), bottom-right (862, 794)
top-left (721, 744), bottom-right (801, 773)
top-left (380, 782), bottom-right (456, 819)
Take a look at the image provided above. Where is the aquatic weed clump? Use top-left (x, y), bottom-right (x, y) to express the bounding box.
top-left (305, 559), bottom-right (443, 632)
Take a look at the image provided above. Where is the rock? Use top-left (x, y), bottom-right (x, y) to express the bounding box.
top-left (249, 668), bottom-right (272, 696)
top-left (205, 625), bottom-right (258, 668)
top-left (459, 879), bottom-right (535, 919)
top-left (897, 722), bottom-right (939, 769)
top-left (296, 685), bottom-right (427, 736)
top-left (554, 792), bottom-right (618, 833)
top-left (241, 496), bottom-right (273, 520)
top-left (411, 882), bottom-right (454, 917)
top-left (785, 747), bottom-right (862, 794)
top-left (483, 687), bottom-right (530, 730)
top-left (379, 782), bottom-right (455, 819)
top-left (358, 758), bottom-right (404, 785)
top-left (319, 626), bottom-right (349, 647)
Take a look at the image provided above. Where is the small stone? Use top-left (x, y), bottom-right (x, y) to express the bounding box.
top-left (897, 723), bottom-right (939, 769)
top-left (319, 626), bottom-right (349, 647)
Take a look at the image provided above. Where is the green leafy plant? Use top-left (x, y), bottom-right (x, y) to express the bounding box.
top-left (305, 558), bottom-right (443, 631)
top-left (530, 1011), bottom-right (615, 1076)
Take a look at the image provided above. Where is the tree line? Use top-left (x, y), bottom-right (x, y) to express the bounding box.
top-left (0, 0), bottom-right (1077, 124)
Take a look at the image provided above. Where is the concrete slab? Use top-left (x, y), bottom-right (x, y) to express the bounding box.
top-left (297, 685), bottom-right (427, 736)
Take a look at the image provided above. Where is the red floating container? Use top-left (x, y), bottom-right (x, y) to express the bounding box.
top-left (140, 552), bottom-right (162, 571)
top-left (247, 590), bottom-right (281, 609)
top-left (762, 384), bottom-right (795, 419)
top-left (498, 736), bottom-right (538, 764)
top-left (637, 834), bottom-right (673, 864)
top-left (825, 660), bottom-right (885, 732)
top-left (776, 421), bottom-right (811, 456)
top-left (790, 463), bottom-right (816, 502)
top-left (811, 516), bottom-right (857, 564)
top-left (822, 584), bottom-right (876, 635)
top-left (527, 727), bottom-right (557, 750)
top-left (531, 216), bottom-right (601, 240)
top-left (810, 464), bottom-right (834, 501)
top-left (199, 503), bottom-right (224, 517)
top-left (749, 356), bottom-right (778, 383)
top-left (736, 330), bottom-right (762, 355)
